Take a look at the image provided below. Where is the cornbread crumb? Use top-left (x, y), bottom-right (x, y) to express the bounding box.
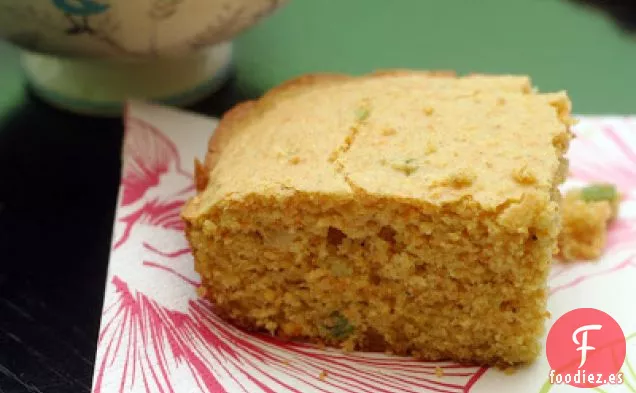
top-left (276, 148), bottom-right (303, 165)
top-left (202, 219), bottom-right (217, 235)
top-left (319, 370), bottom-right (328, 381)
top-left (433, 169), bottom-right (477, 188)
top-left (282, 360), bottom-right (290, 365)
top-left (381, 158), bottom-right (419, 176)
top-left (503, 366), bottom-right (518, 375)
top-left (265, 321), bottom-right (278, 333)
top-left (578, 184), bottom-right (621, 220)
top-left (425, 141), bottom-right (438, 154)
top-left (448, 170), bottom-right (476, 188)
top-left (435, 367), bottom-right (444, 378)
top-left (423, 106), bottom-right (435, 115)
top-left (183, 71), bottom-right (573, 367)
top-left (557, 184), bottom-right (620, 261)
top-left (355, 106), bottom-right (370, 122)
top-left (382, 127), bottom-right (397, 136)
top-left (263, 289), bottom-right (276, 302)
top-left (194, 159), bottom-right (208, 192)
top-left (512, 165), bottom-right (537, 185)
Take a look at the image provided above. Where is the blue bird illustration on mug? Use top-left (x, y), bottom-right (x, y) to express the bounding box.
top-left (51, 0), bottom-right (110, 34)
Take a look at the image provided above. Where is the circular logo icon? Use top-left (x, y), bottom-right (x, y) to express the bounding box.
top-left (546, 308), bottom-right (626, 388)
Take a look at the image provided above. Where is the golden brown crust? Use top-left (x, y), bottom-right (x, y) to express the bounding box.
top-left (204, 100), bottom-right (257, 175)
top-left (184, 70), bottom-right (554, 223)
top-left (201, 70), bottom-right (461, 178)
top-left (370, 69), bottom-right (457, 78)
top-left (203, 73), bottom-right (352, 177)
top-left (184, 70), bottom-right (564, 220)
top-left (183, 73), bottom-right (359, 220)
top-left (261, 73), bottom-right (351, 101)
top-left (194, 158), bottom-right (208, 192)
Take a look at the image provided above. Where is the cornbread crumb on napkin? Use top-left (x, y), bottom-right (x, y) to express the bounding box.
top-left (558, 184), bottom-right (620, 261)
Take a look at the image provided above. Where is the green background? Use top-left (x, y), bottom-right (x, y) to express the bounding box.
top-left (2, 0), bottom-right (636, 114)
top-left (234, 0), bottom-right (636, 114)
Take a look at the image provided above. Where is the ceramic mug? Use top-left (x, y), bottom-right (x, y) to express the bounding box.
top-left (0, 0), bottom-right (287, 115)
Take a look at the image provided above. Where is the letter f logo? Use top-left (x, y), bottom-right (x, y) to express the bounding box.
top-left (572, 324), bottom-right (603, 368)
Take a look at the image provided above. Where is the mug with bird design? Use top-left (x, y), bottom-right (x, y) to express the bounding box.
top-left (0, 0), bottom-right (287, 115)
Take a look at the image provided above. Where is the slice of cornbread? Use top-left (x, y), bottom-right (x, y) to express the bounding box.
top-left (182, 71), bottom-right (573, 366)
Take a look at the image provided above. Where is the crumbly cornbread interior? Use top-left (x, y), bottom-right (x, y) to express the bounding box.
top-left (182, 71), bottom-right (573, 366)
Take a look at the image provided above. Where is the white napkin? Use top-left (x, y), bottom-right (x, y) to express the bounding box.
top-left (92, 101), bottom-right (636, 393)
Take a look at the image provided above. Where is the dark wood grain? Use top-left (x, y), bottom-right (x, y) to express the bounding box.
top-left (0, 46), bottom-right (249, 391)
